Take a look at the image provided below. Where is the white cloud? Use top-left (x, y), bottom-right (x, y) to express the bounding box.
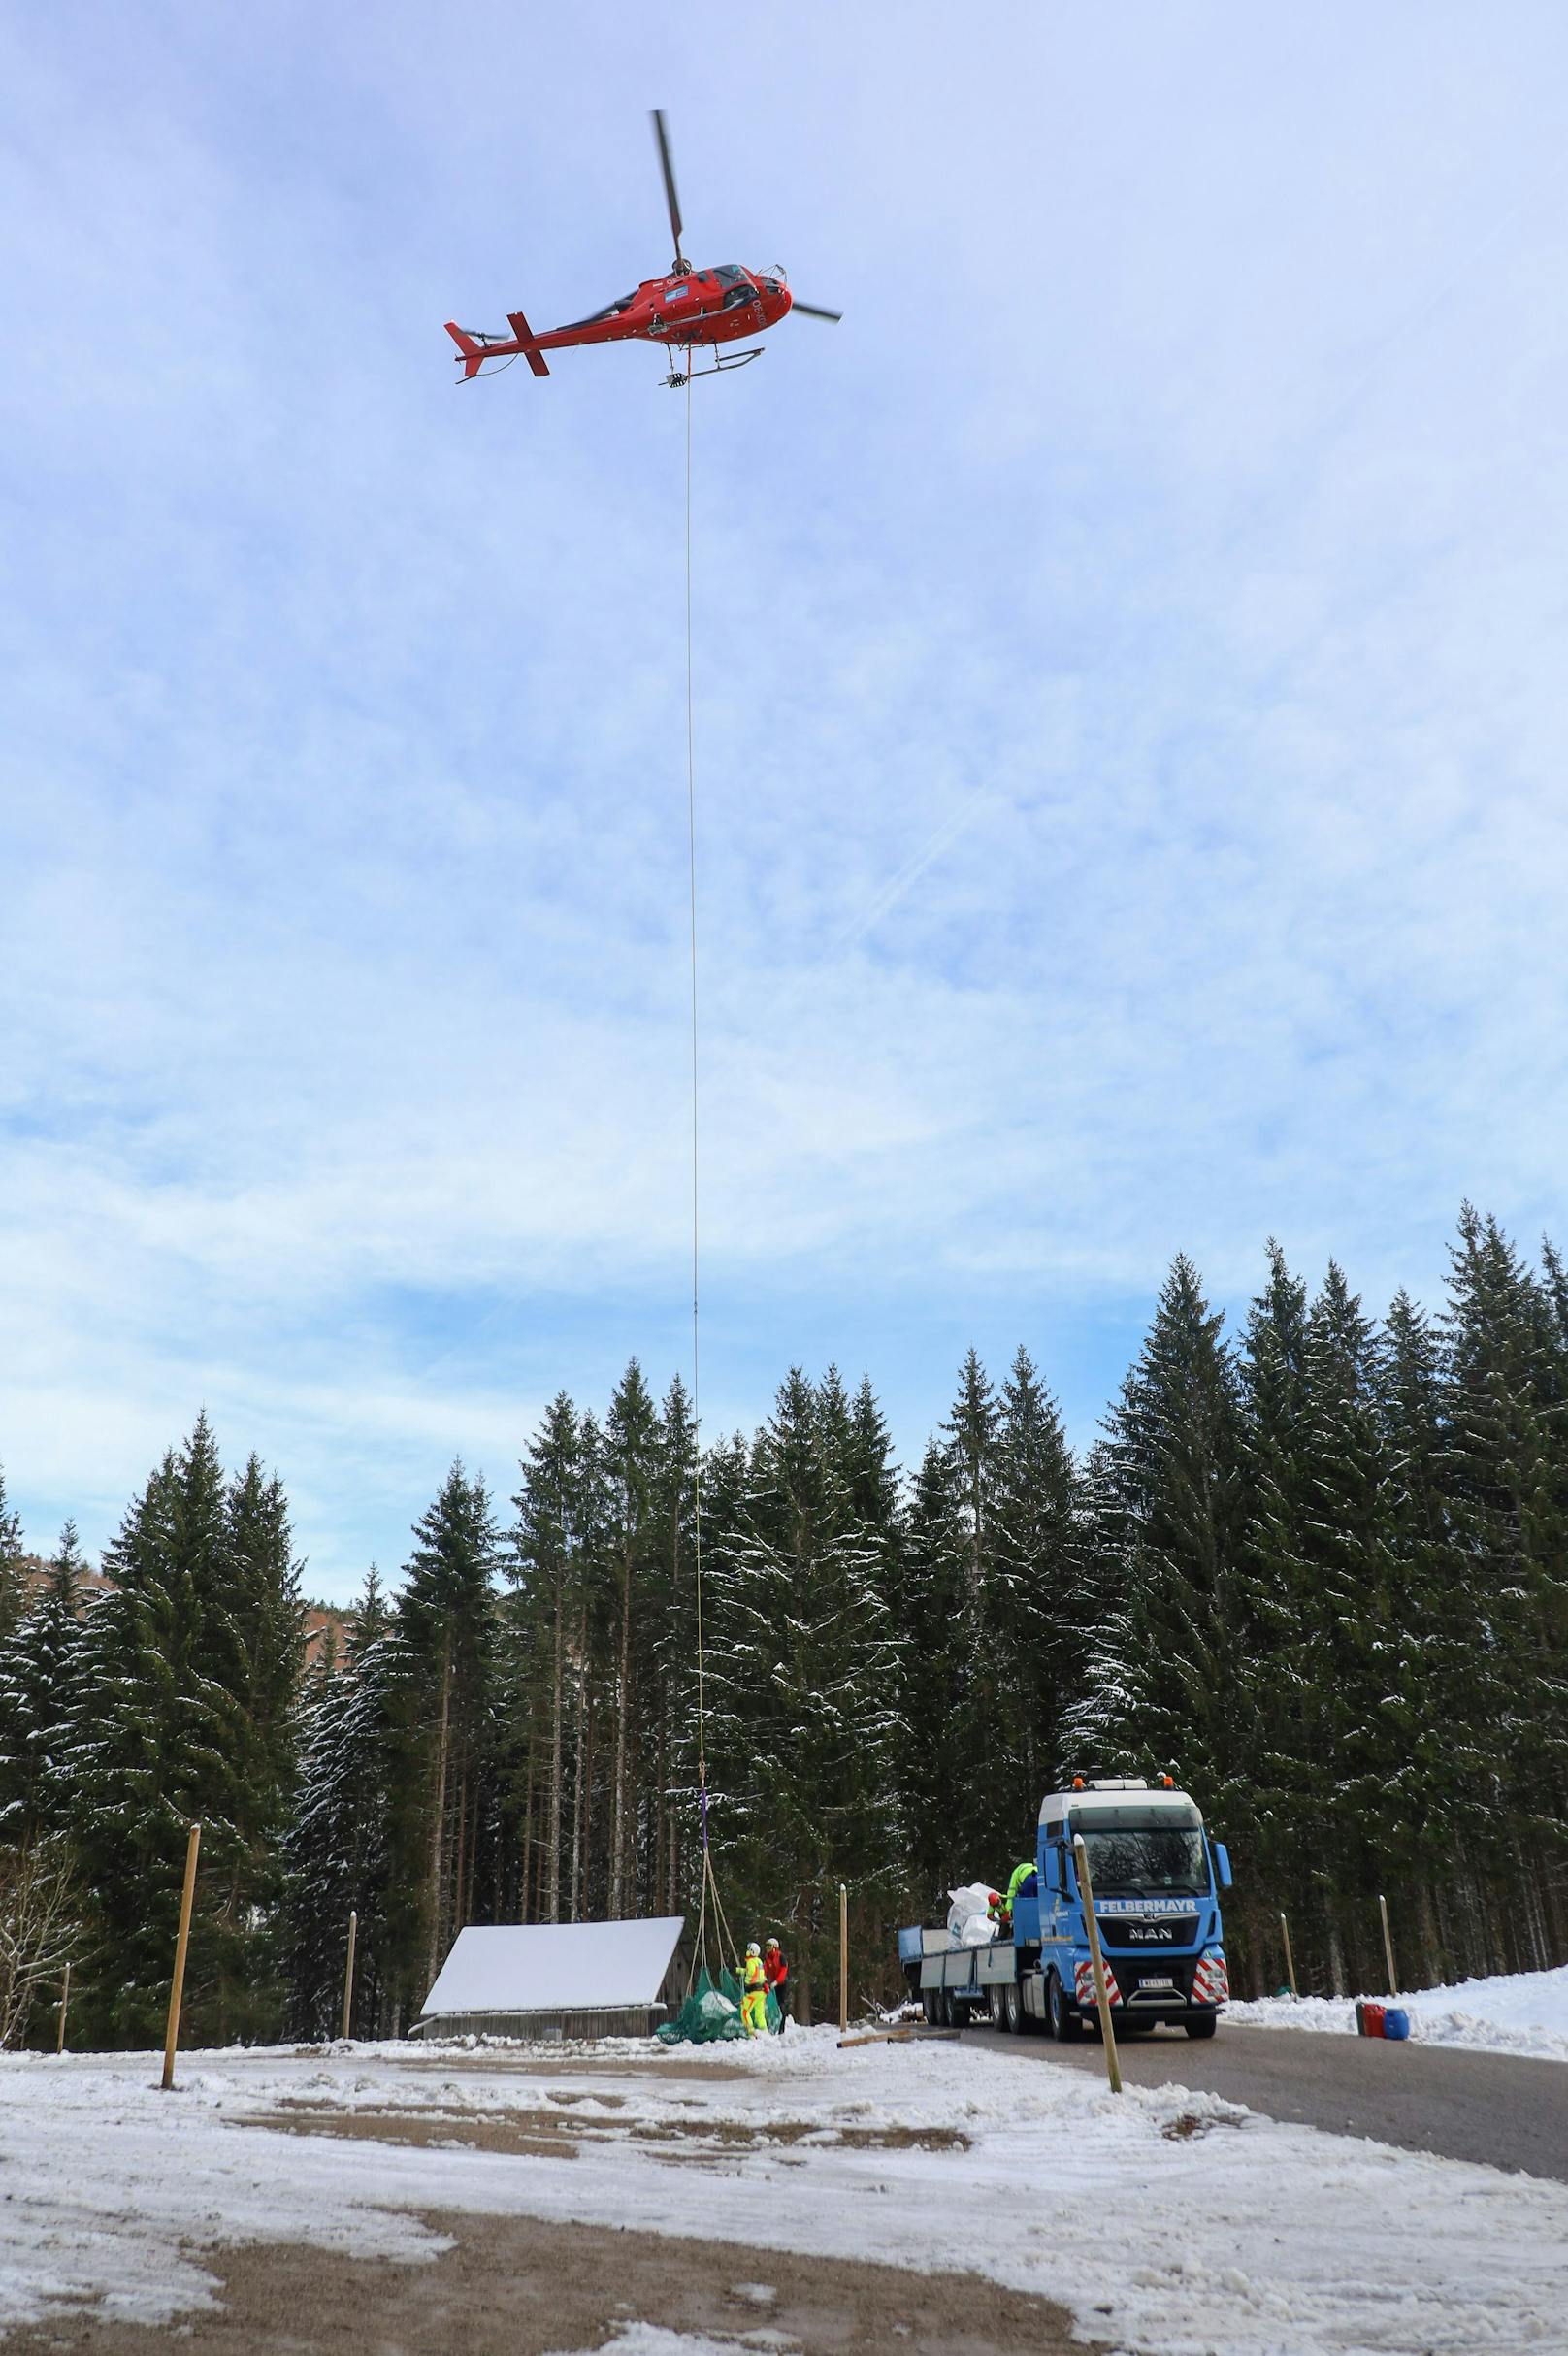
top-left (3, 1), bottom-right (1567, 1587)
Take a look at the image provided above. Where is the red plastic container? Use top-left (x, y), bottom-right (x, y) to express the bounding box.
top-left (1356, 1999), bottom-right (1388, 2038)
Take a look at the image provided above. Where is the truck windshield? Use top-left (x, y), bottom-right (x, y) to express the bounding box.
top-left (1073, 1808), bottom-right (1209, 1896)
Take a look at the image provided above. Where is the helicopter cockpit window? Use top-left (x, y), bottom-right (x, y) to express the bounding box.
top-left (713, 263), bottom-right (755, 307)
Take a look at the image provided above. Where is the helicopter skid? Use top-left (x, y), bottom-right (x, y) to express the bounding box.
top-left (661, 344), bottom-right (764, 389)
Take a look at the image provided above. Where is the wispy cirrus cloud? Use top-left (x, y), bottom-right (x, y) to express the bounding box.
top-left (3, 0), bottom-right (1567, 1591)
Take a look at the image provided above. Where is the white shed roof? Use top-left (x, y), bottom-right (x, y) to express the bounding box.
top-left (421, 1917), bottom-right (685, 2018)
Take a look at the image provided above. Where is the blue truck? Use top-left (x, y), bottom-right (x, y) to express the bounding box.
top-left (898, 1777), bottom-right (1233, 2040)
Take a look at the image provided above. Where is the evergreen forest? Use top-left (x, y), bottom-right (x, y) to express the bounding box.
top-left (1, 1203), bottom-right (1564, 2045)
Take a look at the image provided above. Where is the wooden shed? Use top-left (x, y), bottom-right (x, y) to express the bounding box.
top-left (414, 1917), bottom-right (686, 2041)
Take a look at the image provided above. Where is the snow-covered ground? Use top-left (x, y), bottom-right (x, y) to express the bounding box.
top-left (1226, 1960), bottom-right (1568, 2063)
top-left (1, 2028), bottom-right (1565, 2354)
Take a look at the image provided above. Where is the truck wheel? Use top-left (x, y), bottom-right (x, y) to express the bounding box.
top-left (989, 1984), bottom-right (1008, 2030)
top-left (1047, 1972), bottom-right (1083, 2042)
top-left (1185, 2015), bottom-right (1218, 2040)
top-left (1003, 1981), bottom-right (1023, 2034)
top-left (922, 1989), bottom-right (939, 2027)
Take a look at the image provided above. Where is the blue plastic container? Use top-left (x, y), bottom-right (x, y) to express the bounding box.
top-left (1384, 2007), bottom-right (1411, 2041)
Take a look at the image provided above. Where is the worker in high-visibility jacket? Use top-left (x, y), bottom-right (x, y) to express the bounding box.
top-left (764, 1936), bottom-right (789, 2033)
top-left (1006, 1859), bottom-right (1038, 1912)
top-left (740, 1942), bottom-right (768, 2035)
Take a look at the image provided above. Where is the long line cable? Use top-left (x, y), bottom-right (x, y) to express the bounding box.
top-left (685, 365), bottom-right (704, 1779)
top-left (681, 361), bottom-right (732, 1984)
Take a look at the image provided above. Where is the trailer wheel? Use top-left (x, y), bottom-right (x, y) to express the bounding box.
top-left (1185, 2014), bottom-right (1218, 2040)
top-left (1047, 1971), bottom-right (1083, 2042)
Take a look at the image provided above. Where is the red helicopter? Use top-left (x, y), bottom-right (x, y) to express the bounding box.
top-left (445, 112), bottom-right (840, 389)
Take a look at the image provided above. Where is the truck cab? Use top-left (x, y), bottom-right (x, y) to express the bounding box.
top-left (1035, 1777), bottom-right (1230, 2038)
top-left (898, 1776), bottom-right (1231, 2040)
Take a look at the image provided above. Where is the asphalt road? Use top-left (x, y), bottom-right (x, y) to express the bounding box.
top-left (959, 2019), bottom-right (1568, 2183)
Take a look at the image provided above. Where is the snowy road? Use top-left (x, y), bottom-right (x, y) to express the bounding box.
top-left (961, 2018), bottom-right (1568, 2182)
top-left (3, 2031), bottom-right (1567, 2354)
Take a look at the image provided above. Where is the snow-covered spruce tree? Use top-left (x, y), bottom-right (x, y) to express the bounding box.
top-left (282, 1569), bottom-right (417, 2038)
top-left (1065, 1259), bottom-right (1249, 1816)
top-left (980, 1347), bottom-right (1085, 1859)
top-left (942, 1348), bottom-right (998, 1605)
top-left (0, 1467), bottom-right (25, 1648)
top-left (69, 1420), bottom-right (303, 2045)
top-left (602, 1360), bottom-right (662, 1918)
top-left (895, 1435), bottom-right (971, 1910)
top-left (701, 1369), bottom-right (903, 2020)
top-left (930, 1352), bottom-right (1003, 1865)
top-left (1290, 1263), bottom-right (1397, 1992)
top-left (1441, 1207), bottom-right (1568, 1969)
top-left (643, 1373), bottom-right (700, 1917)
top-left (0, 1522), bottom-right (87, 1847)
top-left (1231, 1239), bottom-right (1312, 1947)
top-left (508, 1396), bottom-right (591, 1925)
top-left (1376, 1289), bottom-right (1486, 1981)
top-left (198, 1459), bottom-right (306, 2038)
top-left (397, 1464), bottom-right (502, 1989)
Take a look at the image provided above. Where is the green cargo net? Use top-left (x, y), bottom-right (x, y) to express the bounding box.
top-left (657, 1964), bottom-right (780, 2044)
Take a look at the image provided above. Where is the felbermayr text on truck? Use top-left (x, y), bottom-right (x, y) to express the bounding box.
top-left (898, 1776), bottom-right (1234, 2038)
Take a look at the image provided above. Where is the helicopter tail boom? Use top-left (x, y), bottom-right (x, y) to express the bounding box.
top-left (444, 319), bottom-right (552, 380)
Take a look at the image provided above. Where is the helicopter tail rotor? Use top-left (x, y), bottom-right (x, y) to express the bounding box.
top-left (445, 322), bottom-right (500, 380)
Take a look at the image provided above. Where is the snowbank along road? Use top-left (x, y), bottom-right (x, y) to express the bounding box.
top-left (3, 2029), bottom-right (1567, 2354)
top-left (961, 2016), bottom-right (1568, 2184)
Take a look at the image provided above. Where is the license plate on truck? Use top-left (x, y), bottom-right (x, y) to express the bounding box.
top-left (1140, 1976), bottom-right (1175, 1990)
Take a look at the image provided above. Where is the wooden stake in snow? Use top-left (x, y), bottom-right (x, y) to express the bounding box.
top-left (838, 1883), bottom-right (848, 2034)
top-left (1379, 1893), bottom-right (1398, 1997)
top-left (1280, 1910), bottom-right (1299, 1999)
top-left (342, 1909), bottom-right (358, 2042)
top-left (1073, 1834), bottom-right (1122, 2095)
top-left (161, 1822), bottom-right (201, 2091)
top-left (56, 1961), bottom-right (71, 2055)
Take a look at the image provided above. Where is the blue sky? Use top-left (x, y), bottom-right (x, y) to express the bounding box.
top-left (4, 2), bottom-right (1566, 1599)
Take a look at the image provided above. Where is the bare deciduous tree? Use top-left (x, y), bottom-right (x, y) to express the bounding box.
top-left (0, 1842), bottom-right (79, 2049)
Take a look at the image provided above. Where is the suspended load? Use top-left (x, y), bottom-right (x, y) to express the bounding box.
top-left (656, 1962), bottom-right (780, 2044)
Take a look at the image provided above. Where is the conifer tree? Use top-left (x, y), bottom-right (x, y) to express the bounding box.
top-left (603, 1361), bottom-right (661, 1915)
top-left (70, 1420), bottom-right (304, 2043)
top-left (896, 1437), bottom-right (970, 1907)
top-left (509, 1398), bottom-right (589, 1925)
top-left (983, 1347), bottom-right (1083, 1848)
top-left (702, 1370), bottom-right (903, 2017)
top-left (1442, 1207), bottom-right (1568, 1963)
top-left (1232, 1244), bottom-right (1315, 1949)
top-left (283, 1568), bottom-right (416, 2036)
top-left (0, 1467), bottom-right (25, 1647)
top-left (0, 1522), bottom-right (86, 1845)
top-left (942, 1349), bottom-right (998, 1600)
top-left (1068, 1259), bottom-right (1247, 1811)
top-left (1293, 1263), bottom-right (1393, 1987)
top-left (399, 1463), bottom-right (501, 1983)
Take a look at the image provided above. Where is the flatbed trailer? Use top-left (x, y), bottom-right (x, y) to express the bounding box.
top-left (898, 1777), bottom-right (1234, 2040)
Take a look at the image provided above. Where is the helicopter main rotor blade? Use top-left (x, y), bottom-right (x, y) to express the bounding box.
top-left (651, 110), bottom-right (686, 267)
top-left (791, 301), bottom-right (842, 322)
